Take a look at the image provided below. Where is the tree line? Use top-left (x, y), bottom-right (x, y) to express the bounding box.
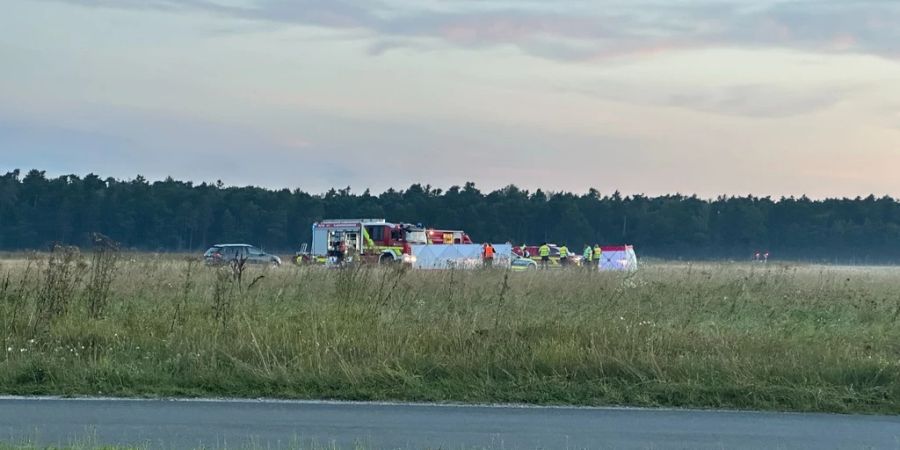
top-left (2, 169), bottom-right (899, 262)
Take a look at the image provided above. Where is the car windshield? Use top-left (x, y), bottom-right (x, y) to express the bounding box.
top-left (512, 259), bottom-right (531, 266)
top-left (204, 247), bottom-right (219, 256)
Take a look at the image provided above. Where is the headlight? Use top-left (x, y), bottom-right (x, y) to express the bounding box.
top-left (402, 254), bottom-right (417, 263)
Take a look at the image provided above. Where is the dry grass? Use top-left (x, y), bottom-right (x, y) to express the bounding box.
top-left (1, 252), bottom-right (899, 413)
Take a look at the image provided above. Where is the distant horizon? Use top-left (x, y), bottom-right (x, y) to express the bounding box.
top-left (4, 166), bottom-right (899, 202)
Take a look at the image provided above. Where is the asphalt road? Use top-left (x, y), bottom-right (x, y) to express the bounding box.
top-left (1, 397), bottom-right (899, 449)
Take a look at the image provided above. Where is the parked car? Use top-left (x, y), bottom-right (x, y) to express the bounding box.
top-left (514, 244), bottom-right (583, 267)
top-left (510, 256), bottom-right (537, 272)
top-left (203, 244), bottom-right (282, 266)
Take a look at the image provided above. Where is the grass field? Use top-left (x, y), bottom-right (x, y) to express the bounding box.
top-left (1, 250), bottom-right (899, 414)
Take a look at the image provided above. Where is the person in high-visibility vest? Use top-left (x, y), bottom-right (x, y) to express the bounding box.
top-left (538, 243), bottom-right (551, 270)
top-left (583, 244), bottom-right (593, 270)
top-left (593, 244), bottom-right (602, 270)
top-left (482, 243), bottom-right (495, 268)
top-left (559, 244), bottom-right (569, 267)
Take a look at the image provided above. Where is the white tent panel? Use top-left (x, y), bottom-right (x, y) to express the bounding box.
top-left (597, 247), bottom-right (638, 272)
top-left (411, 244), bottom-right (512, 270)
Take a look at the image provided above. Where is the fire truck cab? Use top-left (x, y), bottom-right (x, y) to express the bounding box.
top-left (425, 229), bottom-right (473, 245)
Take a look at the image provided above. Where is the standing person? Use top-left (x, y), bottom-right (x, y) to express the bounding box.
top-left (521, 244), bottom-right (530, 258)
top-left (538, 242), bottom-right (551, 270)
top-left (593, 244), bottom-right (603, 270)
top-left (328, 239), bottom-right (344, 266)
top-left (338, 239), bottom-right (348, 265)
top-left (482, 243), bottom-right (495, 268)
top-left (559, 244), bottom-right (569, 267)
top-left (583, 244), bottom-right (593, 270)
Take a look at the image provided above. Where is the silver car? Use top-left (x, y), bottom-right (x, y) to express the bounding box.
top-left (203, 244), bottom-right (282, 266)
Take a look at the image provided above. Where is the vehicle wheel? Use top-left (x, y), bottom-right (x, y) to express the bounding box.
top-left (379, 254), bottom-right (395, 265)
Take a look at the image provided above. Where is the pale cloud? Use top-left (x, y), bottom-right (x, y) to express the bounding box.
top-left (667, 84), bottom-right (854, 118)
top-left (41, 0), bottom-right (900, 61)
top-left (570, 82), bottom-right (855, 118)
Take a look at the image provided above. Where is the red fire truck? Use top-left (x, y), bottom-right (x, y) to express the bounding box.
top-left (294, 219), bottom-right (421, 265)
top-left (295, 219), bottom-right (475, 266)
top-left (425, 229), bottom-right (473, 245)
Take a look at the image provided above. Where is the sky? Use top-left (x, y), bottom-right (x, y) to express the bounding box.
top-left (1, 0), bottom-right (899, 198)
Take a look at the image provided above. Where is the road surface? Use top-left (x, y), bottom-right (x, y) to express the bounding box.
top-left (1, 397), bottom-right (898, 449)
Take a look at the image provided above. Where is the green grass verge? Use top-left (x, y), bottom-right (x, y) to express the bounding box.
top-left (1, 254), bottom-right (899, 414)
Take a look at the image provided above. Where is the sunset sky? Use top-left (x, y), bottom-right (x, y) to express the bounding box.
top-left (2, 0), bottom-right (899, 197)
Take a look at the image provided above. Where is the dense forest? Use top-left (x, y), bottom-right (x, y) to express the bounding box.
top-left (2, 169), bottom-right (900, 262)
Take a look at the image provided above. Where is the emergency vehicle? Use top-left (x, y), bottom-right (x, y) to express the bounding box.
top-left (296, 219), bottom-right (427, 266)
top-left (514, 244), bottom-right (583, 268)
top-left (425, 229), bottom-right (473, 245)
